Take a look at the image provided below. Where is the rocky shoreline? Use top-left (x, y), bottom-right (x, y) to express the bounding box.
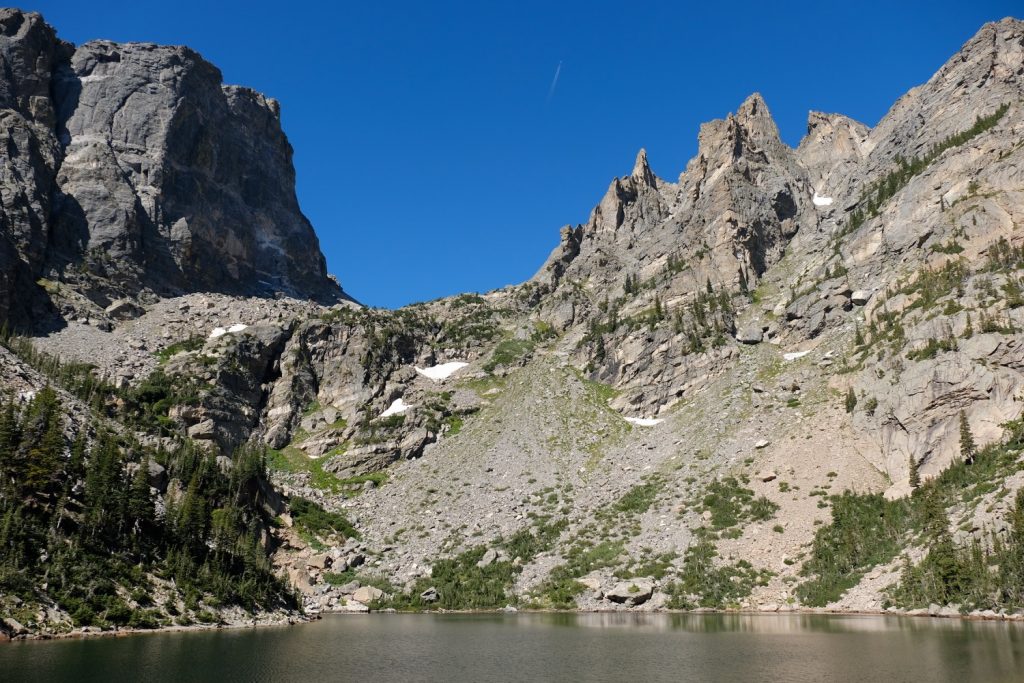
top-left (0, 611), bottom-right (308, 643)
top-left (9, 604), bottom-right (1024, 644)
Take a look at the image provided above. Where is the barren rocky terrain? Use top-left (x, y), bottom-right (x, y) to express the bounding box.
top-left (3, 9), bottom-right (1024, 639)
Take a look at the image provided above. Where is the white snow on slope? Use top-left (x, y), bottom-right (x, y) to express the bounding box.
top-left (812, 193), bottom-right (834, 207)
top-left (380, 398), bottom-right (412, 418)
top-left (210, 324), bottom-right (249, 339)
top-left (416, 361), bottom-right (468, 381)
top-left (783, 350), bottom-right (811, 361)
top-left (625, 417), bottom-right (663, 426)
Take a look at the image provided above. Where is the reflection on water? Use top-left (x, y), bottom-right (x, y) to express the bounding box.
top-left (2, 612), bottom-right (1023, 683)
top-left (541, 611), bottom-right (1011, 634)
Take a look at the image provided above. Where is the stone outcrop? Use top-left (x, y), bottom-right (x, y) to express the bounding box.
top-left (0, 9), bottom-right (347, 328)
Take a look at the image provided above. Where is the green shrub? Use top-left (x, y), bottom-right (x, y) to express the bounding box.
top-left (483, 339), bottom-right (535, 373)
top-left (664, 535), bottom-right (773, 608)
top-left (290, 497), bottom-right (359, 540)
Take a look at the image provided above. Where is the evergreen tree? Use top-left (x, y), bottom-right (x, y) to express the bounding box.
top-left (959, 410), bottom-right (976, 465)
top-left (83, 433), bottom-right (125, 538)
top-left (0, 397), bottom-right (19, 489)
top-left (845, 388), bottom-right (858, 414)
top-left (999, 490), bottom-right (1024, 607)
top-left (909, 454), bottom-right (921, 489)
top-left (21, 388), bottom-right (63, 501)
top-left (178, 472), bottom-right (210, 553)
top-left (128, 456), bottom-right (154, 535)
top-left (920, 484), bottom-right (948, 538)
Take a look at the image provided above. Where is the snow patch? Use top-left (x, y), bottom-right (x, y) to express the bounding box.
top-left (209, 324), bottom-right (249, 339)
top-left (380, 398), bottom-right (412, 418)
top-left (812, 193), bottom-right (834, 207)
top-left (783, 350), bottom-right (811, 361)
top-left (625, 417), bottom-right (663, 426)
top-left (416, 361), bottom-right (468, 381)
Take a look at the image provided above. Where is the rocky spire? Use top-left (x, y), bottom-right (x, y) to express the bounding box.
top-left (692, 92), bottom-right (791, 170)
top-left (734, 92), bottom-right (783, 146)
top-left (631, 148), bottom-right (658, 188)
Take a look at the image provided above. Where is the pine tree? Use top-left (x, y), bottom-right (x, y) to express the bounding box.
top-left (925, 528), bottom-right (963, 604)
top-left (959, 410), bottom-right (976, 465)
top-left (22, 389), bottom-right (63, 500)
top-left (845, 388), bottom-right (858, 413)
top-left (909, 454), bottom-right (921, 490)
top-left (999, 490), bottom-right (1024, 607)
top-left (178, 473), bottom-right (210, 553)
top-left (0, 397), bottom-right (19, 489)
top-left (83, 432), bottom-right (124, 537)
top-left (128, 456), bottom-right (154, 534)
top-left (921, 484), bottom-right (948, 538)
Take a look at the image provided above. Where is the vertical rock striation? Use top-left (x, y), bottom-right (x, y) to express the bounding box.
top-left (0, 9), bottom-right (346, 326)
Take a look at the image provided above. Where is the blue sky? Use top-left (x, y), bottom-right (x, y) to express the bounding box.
top-left (25, 1), bottom-right (1021, 307)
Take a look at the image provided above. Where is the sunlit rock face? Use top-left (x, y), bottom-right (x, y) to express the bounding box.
top-left (0, 8), bottom-right (346, 323)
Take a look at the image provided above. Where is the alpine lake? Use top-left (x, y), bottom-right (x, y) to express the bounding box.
top-left (2, 612), bottom-right (1024, 682)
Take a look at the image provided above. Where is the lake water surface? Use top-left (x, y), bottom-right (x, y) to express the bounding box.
top-left (3, 612), bottom-right (1024, 682)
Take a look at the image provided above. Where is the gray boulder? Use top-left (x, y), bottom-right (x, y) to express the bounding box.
top-left (104, 299), bottom-right (143, 320)
top-left (352, 586), bottom-right (385, 604)
top-left (146, 460), bottom-right (168, 492)
top-left (476, 548), bottom-right (508, 568)
top-left (851, 290), bottom-right (871, 305)
top-left (736, 324), bottom-right (763, 344)
top-left (605, 579), bottom-right (655, 606)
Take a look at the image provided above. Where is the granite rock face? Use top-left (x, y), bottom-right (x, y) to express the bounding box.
top-left (0, 9), bottom-right (71, 322)
top-left (0, 9), bottom-right (345, 326)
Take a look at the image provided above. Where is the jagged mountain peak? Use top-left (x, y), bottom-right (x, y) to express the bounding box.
top-left (693, 92), bottom-right (789, 172)
top-left (631, 148), bottom-right (658, 188)
top-left (796, 111), bottom-right (871, 187)
top-left (735, 91), bottom-right (772, 126)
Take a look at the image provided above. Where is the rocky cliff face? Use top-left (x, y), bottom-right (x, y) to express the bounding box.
top-left (3, 11), bottom-right (1024, 631)
top-left (0, 9), bottom-right (345, 327)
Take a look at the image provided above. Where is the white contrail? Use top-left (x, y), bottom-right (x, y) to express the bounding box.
top-left (546, 61), bottom-right (562, 104)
